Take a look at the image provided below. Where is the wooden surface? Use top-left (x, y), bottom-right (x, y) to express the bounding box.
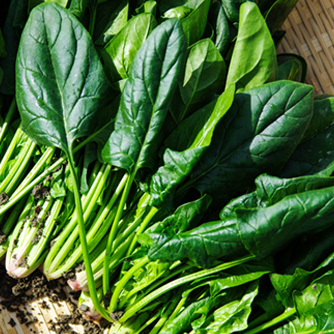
top-left (278, 0), bottom-right (334, 94)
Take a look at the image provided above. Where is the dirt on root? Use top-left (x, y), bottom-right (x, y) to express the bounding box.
top-left (0, 265), bottom-right (107, 334)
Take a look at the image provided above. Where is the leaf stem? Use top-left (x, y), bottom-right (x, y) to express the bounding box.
top-left (67, 151), bottom-right (111, 322)
top-left (103, 172), bottom-right (133, 295)
top-left (120, 255), bottom-right (254, 322)
top-left (245, 308), bottom-right (296, 334)
top-left (109, 256), bottom-right (150, 312)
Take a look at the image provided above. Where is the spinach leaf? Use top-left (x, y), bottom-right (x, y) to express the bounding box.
top-left (265, 0), bottom-right (299, 33)
top-left (148, 172), bottom-right (334, 268)
top-left (208, 0), bottom-right (230, 54)
top-left (16, 3), bottom-right (114, 154)
top-left (15, 3), bottom-right (115, 319)
top-left (101, 13), bottom-right (157, 83)
top-left (171, 38), bottom-right (226, 123)
top-left (149, 85), bottom-right (235, 208)
top-left (226, 2), bottom-right (277, 91)
top-left (185, 81), bottom-right (313, 206)
top-left (162, 0), bottom-right (211, 46)
top-left (102, 19), bottom-right (187, 173)
top-left (198, 282), bottom-right (259, 333)
top-left (281, 97), bottom-right (334, 177)
top-left (93, 0), bottom-right (129, 46)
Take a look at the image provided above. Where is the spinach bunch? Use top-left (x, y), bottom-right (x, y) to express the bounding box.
top-left (1, 0), bottom-right (323, 332)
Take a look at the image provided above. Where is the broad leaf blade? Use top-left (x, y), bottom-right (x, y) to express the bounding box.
top-left (16, 3), bottom-right (114, 154)
top-left (226, 2), bottom-right (277, 91)
top-left (187, 81), bottom-right (314, 206)
top-left (101, 13), bottom-right (157, 83)
top-left (102, 19), bottom-right (187, 172)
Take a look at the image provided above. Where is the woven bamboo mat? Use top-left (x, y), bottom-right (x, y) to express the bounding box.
top-left (1, 1), bottom-right (333, 334)
top-left (278, 0), bottom-right (334, 95)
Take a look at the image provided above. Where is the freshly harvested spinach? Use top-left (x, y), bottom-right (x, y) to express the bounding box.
top-left (15, 2), bottom-right (114, 320)
top-left (226, 1), bottom-right (277, 91)
top-left (182, 80), bottom-right (313, 206)
top-left (101, 12), bottom-right (157, 84)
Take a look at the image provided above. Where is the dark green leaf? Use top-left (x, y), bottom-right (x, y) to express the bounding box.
top-left (281, 97), bottom-right (334, 177)
top-left (265, 0), bottom-right (299, 33)
top-left (16, 3), bottom-right (114, 154)
top-left (101, 19), bottom-right (187, 172)
top-left (186, 81), bottom-right (314, 206)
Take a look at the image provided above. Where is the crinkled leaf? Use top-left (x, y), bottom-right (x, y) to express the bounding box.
top-left (150, 85), bottom-right (235, 208)
top-left (102, 19), bottom-right (187, 172)
top-left (101, 13), bottom-right (157, 83)
top-left (281, 97), bottom-right (334, 177)
top-left (226, 2), bottom-right (277, 91)
top-left (148, 173), bottom-right (334, 267)
top-left (16, 3), bottom-right (114, 155)
top-left (186, 81), bottom-right (313, 206)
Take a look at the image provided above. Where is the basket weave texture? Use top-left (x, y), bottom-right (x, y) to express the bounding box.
top-left (278, 0), bottom-right (334, 95)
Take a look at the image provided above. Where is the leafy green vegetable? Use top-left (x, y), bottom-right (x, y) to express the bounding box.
top-left (185, 80), bottom-right (313, 206)
top-left (15, 2), bottom-right (114, 320)
top-left (102, 18), bottom-right (187, 172)
top-left (226, 1), bottom-right (277, 91)
top-left (101, 13), bottom-right (157, 83)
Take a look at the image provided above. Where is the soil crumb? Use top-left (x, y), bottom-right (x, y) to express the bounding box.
top-left (0, 265), bottom-right (106, 333)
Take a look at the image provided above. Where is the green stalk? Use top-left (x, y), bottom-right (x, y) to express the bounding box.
top-left (103, 172), bottom-right (135, 295)
top-left (0, 196), bottom-right (28, 259)
top-left (2, 141), bottom-right (36, 195)
top-left (0, 127), bottom-right (26, 176)
top-left (118, 262), bottom-right (191, 310)
top-left (109, 256), bottom-right (150, 312)
top-left (0, 135), bottom-right (94, 217)
top-left (120, 255), bottom-right (254, 322)
top-left (245, 308), bottom-right (296, 334)
top-left (44, 163), bottom-right (111, 279)
top-left (0, 99), bottom-right (16, 144)
top-left (67, 151), bottom-right (112, 322)
top-left (148, 297), bottom-right (182, 334)
top-left (69, 233), bottom-right (133, 290)
top-left (11, 147), bottom-right (55, 197)
top-left (125, 206), bottom-right (158, 257)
